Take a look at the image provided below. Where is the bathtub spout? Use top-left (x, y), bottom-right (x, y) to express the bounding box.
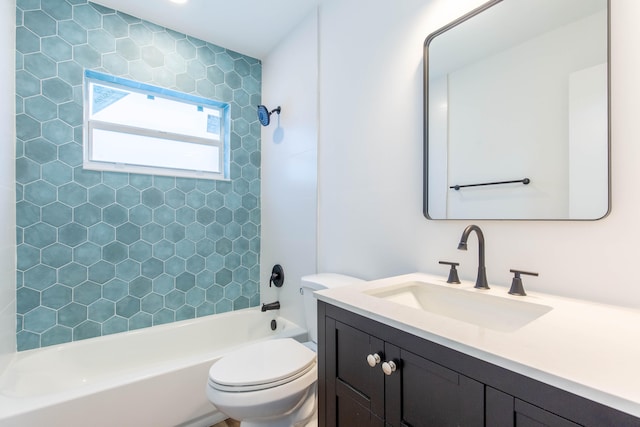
top-left (261, 301), bottom-right (280, 312)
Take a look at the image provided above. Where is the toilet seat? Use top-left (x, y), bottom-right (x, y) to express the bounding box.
top-left (208, 338), bottom-right (316, 392)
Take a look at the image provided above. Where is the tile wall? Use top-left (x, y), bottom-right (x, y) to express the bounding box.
top-left (15, 0), bottom-right (261, 350)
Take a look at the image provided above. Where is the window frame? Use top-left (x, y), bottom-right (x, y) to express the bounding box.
top-left (83, 70), bottom-right (231, 181)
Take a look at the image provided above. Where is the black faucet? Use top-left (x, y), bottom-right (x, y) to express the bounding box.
top-left (457, 225), bottom-right (489, 289)
top-left (261, 301), bottom-right (280, 312)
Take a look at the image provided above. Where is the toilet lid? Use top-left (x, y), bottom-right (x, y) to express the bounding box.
top-left (208, 338), bottom-right (316, 391)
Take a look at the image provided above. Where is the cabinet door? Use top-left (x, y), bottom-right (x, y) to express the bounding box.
top-left (385, 344), bottom-right (484, 427)
top-left (325, 320), bottom-right (385, 426)
top-left (486, 387), bottom-right (582, 427)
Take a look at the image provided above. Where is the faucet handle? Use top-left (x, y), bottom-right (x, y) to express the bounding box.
top-left (508, 269), bottom-right (538, 296)
top-left (439, 261), bottom-right (461, 284)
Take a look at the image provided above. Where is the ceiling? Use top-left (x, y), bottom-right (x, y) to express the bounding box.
top-left (91, 0), bottom-right (318, 60)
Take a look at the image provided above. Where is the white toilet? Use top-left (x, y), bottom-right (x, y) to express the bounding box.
top-left (206, 273), bottom-right (362, 427)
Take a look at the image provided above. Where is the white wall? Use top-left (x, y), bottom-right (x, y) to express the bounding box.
top-left (260, 9), bottom-right (318, 329)
top-left (316, 0), bottom-right (640, 309)
top-left (0, 0), bottom-right (16, 369)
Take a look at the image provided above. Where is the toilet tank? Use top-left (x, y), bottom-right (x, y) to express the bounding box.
top-left (301, 273), bottom-right (364, 344)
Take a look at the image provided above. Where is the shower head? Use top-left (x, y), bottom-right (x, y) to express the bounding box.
top-left (257, 105), bottom-right (281, 126)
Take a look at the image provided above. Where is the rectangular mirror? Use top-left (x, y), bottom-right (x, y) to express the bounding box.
top-left (424, 0), bottom-right (609, 220)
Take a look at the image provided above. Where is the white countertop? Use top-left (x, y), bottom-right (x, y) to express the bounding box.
top-left (315, 272), bottom-right (640, 418)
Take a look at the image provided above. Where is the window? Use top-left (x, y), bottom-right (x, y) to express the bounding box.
top-left (83, 70), bottom-right (230, 180)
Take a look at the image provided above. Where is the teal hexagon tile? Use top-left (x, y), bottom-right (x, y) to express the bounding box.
top-left (115, 259), bottom-right (140, 281)
top-left (165, 289), bottom-right (184, 309)
top-left (164, 222), bottom-right (185, 243)
top-left (73, 44), bottom-right (101, 68)
top-left (129, 174), bottom-right (152, 190)
top-left (175, 73), bottom-right (195, 93)
top-left (215, 207), bottom-right (232, 225)
top-left (196, 270), bottom-right (214, 288)
top-left (233, 207), bottom-right (249, 224)
top-left (58, 262), bottom-right (87, 287)
top-left (195, 239), bottom-right (214, 257)
top-left (103, 53), bottom-right (129, 75)
top-left (73, 241), bottom-right (101, 266)
top-left (16, 70), bottom-right (40, 97)
top-left (175, 272), bottom-right (195, 292)
top-left (185, 287), bottom-right (204, 307)
top-left (233, 296), bottom-right (250, 310)
top-left (116, 38), bottom-right (140, 60)
top-left (103, 204), bottom-right (127, 226)
top-left (184, 223), bottom-right (204, 243)
top-left (215, 298), bottom-right (232, 314)
top-left (141, 188), bottom-right (163, 208)
top-left (59, 223), bottom-right (88, 247)
top-left (152, 239), bottom-right (174, 261)
top-left (224, 253), bottom-right (240, 270)
top-left (206, 192), bottom-right (224, 208)
top-left (141, 46), bottom-right (164, 68)
top-left (116, 295), bottom-right (140, 318)
top-left (58, 182), bottom-right (87, 208)
top-left (128, 59), bottom-right (153, 82)
top-left (88, 28), bottom-right (115, 53)
top-left (42, 284), bottom-right (72, 310)
top-left (153, 308), bottom-right (174, 326)
top-left (24, 10), bottom-right (56, 36)
top-left (16, 157), bottom-right (40, 184)
top-left (186, 255), bottom-right (205, 274)
top-left (41, 36), bottom-right (73, 62)
top-left (17, 331), bottom-right (39, 351)
top-left (186, 59), bottom-right (205, 80)
top-left (176, 39), bottom-right (196, 60)
top-left (175, 206), bottom-right (195, 225)
top-left (129, 277), bottom-right (151, 298)
top-left (116, 222), bottom-right (140, 245)
top-left (129, 240), bottom-right (151, 262)
top-left (233, 88), bottom-right (250, 108)
top-left (175, 305), bottom-right (195, 321)
top-left (102, 315), bottom-right (127, 335)
top-left (103, 278), bottom-right (127, 302)
top-left (232, 237), bottom-right (249, 254)
top-left (153, 206), bottom-right (174, 226)
top-left (41, 325), bottom-right (73, 347)
top-left (176, 239), bottom-right (196, 259)
top-left (175, 178), bottom-right (196, 193)
top-left (115, 10), bottom-right (140, 24)
top-left (164, 189), bottom-right (184, 208)
top-left (186, 36), bottom-right (205, 48)
top-left (73, 203), bottom-right (101, 227)
top-left (24, 222), bottom-right (57, 247)
top-left (185, 191), bottom-right (205, 209)
top-left (103, 241), bottom-right (127, 264)
top-left (16, 27), bottom-right (40, 54)
top-left (42, 162), bottom-right (72, 187)
top-left (224, 192), bottom-right (242, 210)
top-left (152, 274), bottom-right (173, 295)
top-left (196, 207), bottom-right (214, 224)
top-left (205, 223), bottom-right (223, 240)
top-left (234, 267), bottom-right (249, 285)
top-left (129, 23), bottom-right (152, 46)
top-left (58, 20), bottom-right (87, 45)
top-left (215, 268), bottom-right (232, 286)
top-left (129, 204), bottom-right (152, 226)
top-left (17, 244), bottom-right (40, 271)
top-left (214, 84), bottom-right (232, 102)
top-left (42, 202), bottom-right (73, 227)
top-left (196, 179), bottom-right (216, 194)
top-left (88, 260), bottom-right (115, 284)
top-left (225, 223), bottom-right (241, 240)
top-left (153, 176), bottom-right (175, 191)
top-left (42, 119), bottom-right (73, 145)
top-left (59, 142), bottom-right (83, 167)
top-left (42, 243), bottom-right (72, 268)
top-left (102, 172), bottom-right (128, 189)
top-left (141, 257), bottom-right (163, 279)
top-left (17, 287), bottom-right (40, 314)
top-left (16, 114), bottom-right (41, 140)
top-left (58, 101), bottom-right (83, 126)
top-left (242, 223), bottom-right (258, 239)
top-left (241, 251), bottom-right (258, 268)
top-left (206, 253), bottom-right (223, 271)
top-left (24, 306), bottom-right (57, 333)
top-left (16, 200), bottom-right (40, 227)
top-left (24, 265), bottom-right (56, 290)
top-left (42, 0), bottom-right (73, 20)
top-left (141, 223), bottom-right (163, 244)
top-left (164, 256), bottom-right (184, 276)
top-left (215, 238), bottom-right (232, 256)
top-left (153, 31), bottom-right (176, 53)
top-left (129, 312), bottom-right (152, 330)
top-left (24, 53), bottom-right (57, 79)
top-left (196, 301), bottom-right (215, 317)
top-left (73, 320), bottom-right (101, 341)
top-left (115, 186), bottom-right (140, 207)
top-left (88, 222), bottom-right (115, 245)
top-left (73, 4), bottom-right (101, 30)
top-left (88, 299), bottom-right (115, 322)
top-left (25, 140), bottom-right (56, 166)
top-left (57, 60), bottom-right (84, 87)
top-left (224, 282), bottom-right (241, 300)
top-left (73, 167), bottom-right (101, 188)
top-left (42, 78), bottom-right (73, 104)
top-left (103, 13), bottom-right (128, 37)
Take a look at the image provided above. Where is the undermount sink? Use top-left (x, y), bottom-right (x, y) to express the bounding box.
top-left (364, 281), bottom-right (552, 332)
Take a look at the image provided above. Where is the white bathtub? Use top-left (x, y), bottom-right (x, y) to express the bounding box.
top-left (0, 308), bottom-right (306, 427)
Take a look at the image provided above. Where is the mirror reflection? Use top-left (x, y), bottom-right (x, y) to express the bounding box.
top-left (424, 0), bottom-right (609, 220)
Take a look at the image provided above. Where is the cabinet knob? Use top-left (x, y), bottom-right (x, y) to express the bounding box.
top-left (382, 360), bottom-right (397, 376)
top-left (366, 353), bottom-right (381, 367)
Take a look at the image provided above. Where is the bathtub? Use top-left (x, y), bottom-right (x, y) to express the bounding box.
top-left (0, 308), bottom-right (306, 427)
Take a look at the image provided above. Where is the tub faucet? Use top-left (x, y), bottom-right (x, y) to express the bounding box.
top-left (457, 225), bottom-right (489, 289)
top-left (261, 301), bottom-right (280, 312)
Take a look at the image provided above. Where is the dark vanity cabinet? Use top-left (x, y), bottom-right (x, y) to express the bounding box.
top-left (318, 301), bottom-right (640, 427)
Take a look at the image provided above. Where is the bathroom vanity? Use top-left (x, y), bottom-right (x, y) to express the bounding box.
top-left (315, 274), bottom-right (640, 426)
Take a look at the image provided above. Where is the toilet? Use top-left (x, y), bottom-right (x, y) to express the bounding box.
top-left (206, 273), bottom-right (362, 427)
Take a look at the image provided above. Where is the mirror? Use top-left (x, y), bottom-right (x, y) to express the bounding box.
top-left (424, 0), bottom-right (609, 220)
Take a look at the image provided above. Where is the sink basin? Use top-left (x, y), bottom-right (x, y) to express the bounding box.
top-left (364, 281), bottom-right (552, 332)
